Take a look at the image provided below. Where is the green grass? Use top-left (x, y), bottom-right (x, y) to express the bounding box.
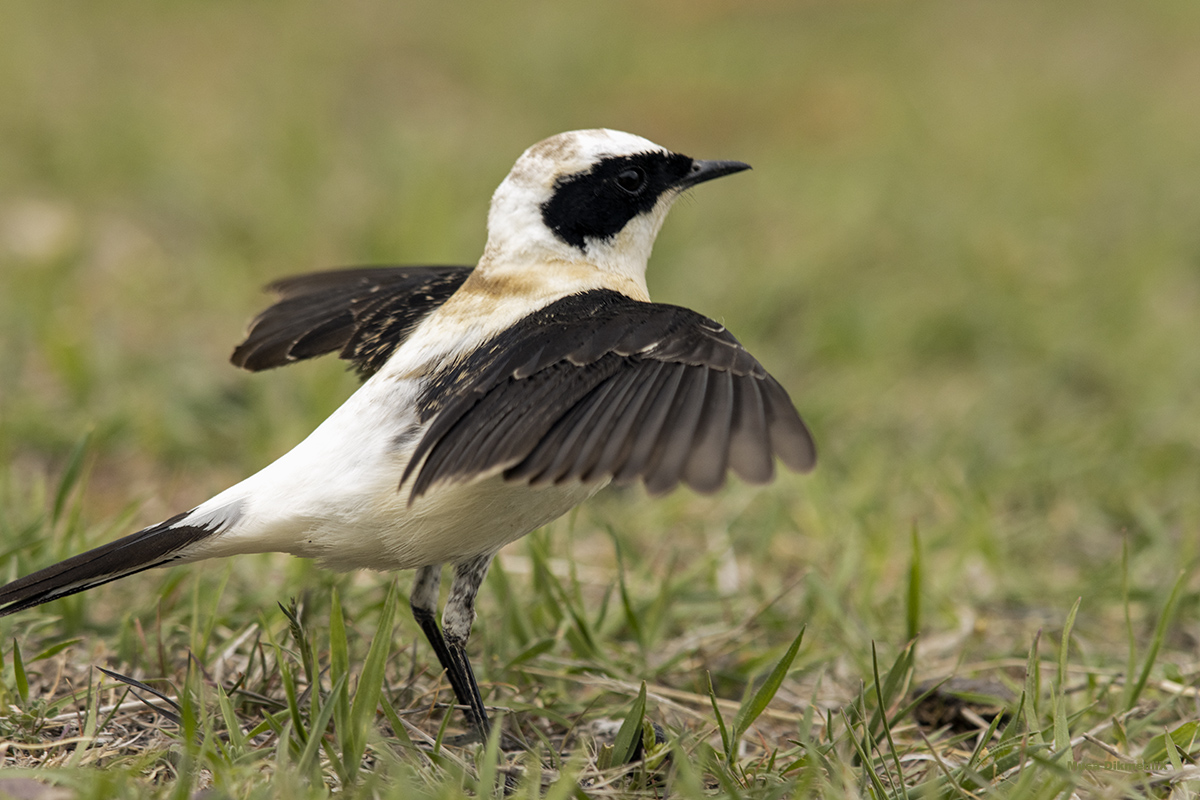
top-left (3, 0), bottom-right (1200, 796)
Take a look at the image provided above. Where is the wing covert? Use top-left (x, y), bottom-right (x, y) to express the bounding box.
top-left (404, 290), bottom-right (814, 500)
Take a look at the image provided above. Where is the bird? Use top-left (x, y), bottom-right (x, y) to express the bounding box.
top-left (0, 129), bottom-right (816, 741)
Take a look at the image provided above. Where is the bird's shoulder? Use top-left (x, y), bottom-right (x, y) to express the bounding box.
top-left (417, 288), bottom-right (761, 413)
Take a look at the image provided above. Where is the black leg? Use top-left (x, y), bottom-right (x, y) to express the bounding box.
top-left (410, 564), bottom-right (454, 681)
top-left (409, 559), bottom-right (494, 740)
top-left (442, 554), bottom-right (494, 739)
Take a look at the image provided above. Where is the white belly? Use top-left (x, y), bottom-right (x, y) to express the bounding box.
top-left (179, 369), bottom-right (603, 571)
top-left (197, 474), bottom-right (601, 572)
top-left (289, 477), bottom-right (600, 571)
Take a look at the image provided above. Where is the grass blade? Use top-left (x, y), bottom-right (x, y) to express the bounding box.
top-left (612, 681), bottom-right (648, 766)
top-left (1022, 630), bottom-right (1042, 742)
top-left (475, 710), bottom-right (506, 795)
top-left (868, 639), bottom-right (916, 741)
top-left (299, 673), bottom-right (347, 775)
top-left (345, 580), bottom-right (398, 785)
top-left (1057, 597), bottom-right (1081, 690)
top-left (32, 638), bottom-right (83, 662)
top-left (279, 598), bottom-right (316, 688)
top-left (379, 695), bottom-right (417, 753)
top-left (965, 705), bottom-right (1007, 770)
top-left (12, 639), bottom-right (28, 705)
top-left (706, 671), bottom-right (731, 762)
top-left (215, 684), bottom-right (247, 757)
top-left (279, 658), bottom-right (307, 751)
top-left (730, 627), bottom-right (804, 764)
top-left (51, 430), bottom-right (91, 528)
top-left (97, 666), bottom-right (183, 724)
top-left (871, 643), bottom-right (909, 800)
top-left (612, 533), bottom-right (646, 653)
top-left (1142, 720), bottom-right (1199, 763)
top-left (906, 523), bottom-right (921, 644)
top-left (1164, 724), bottom-right (1184, 772)
top-left (329, 588), bottom-right (351, 737)
top-left (841, 709), bottom-right (891, 800)
top-left (1126, 568), bottom-right (1186, 711)
top-left (1122, 535), bottom-right (1136, 710)
top-left (1054, 598), bottom-right (1081, 762)
top-left (1052, 694), bottom-right (1070, 759)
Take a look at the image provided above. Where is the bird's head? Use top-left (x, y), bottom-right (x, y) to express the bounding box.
top-left (480, 129), bottom-right (749, 296)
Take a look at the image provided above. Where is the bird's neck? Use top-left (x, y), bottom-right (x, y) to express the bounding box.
top-left (464, 252), bottom-right (651, 304)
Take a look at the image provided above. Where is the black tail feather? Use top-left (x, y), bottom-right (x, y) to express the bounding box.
top-left (0, 513), bottom-right (215, 617)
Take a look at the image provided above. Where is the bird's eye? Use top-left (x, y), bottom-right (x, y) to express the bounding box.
top-left (615, 167), bottom-right (647, 195)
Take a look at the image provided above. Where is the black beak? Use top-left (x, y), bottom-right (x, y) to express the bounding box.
top-left (676, 159), bottom-right (752, 190)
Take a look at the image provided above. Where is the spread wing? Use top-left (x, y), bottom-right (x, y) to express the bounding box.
top-left (231, 265), bottom-right (472, 378)
top-left (404, 290), bottom-right (815, 499)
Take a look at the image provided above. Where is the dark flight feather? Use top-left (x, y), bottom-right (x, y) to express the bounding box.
top-left (0, 514), bottom-right (216, 616)
top-left (231, 265), bottom-right (472, 378)
top-left (643, 366), bottom-right (710, 495)
top-left (610, 364), bottom-right (689, 485)
top-left (404, 290), bottom-right (815, 499)
top-left (726, 377), bottom-right (774, 484)
top-left (683, 369), bottom-right (734, 494)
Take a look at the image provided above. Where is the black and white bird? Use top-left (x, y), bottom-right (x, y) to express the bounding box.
top-left (0, 129), bottom-right (815, 739)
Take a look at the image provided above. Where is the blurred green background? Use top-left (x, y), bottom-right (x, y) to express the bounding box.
top-left (2, 0), bottom-right (1199, 651)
